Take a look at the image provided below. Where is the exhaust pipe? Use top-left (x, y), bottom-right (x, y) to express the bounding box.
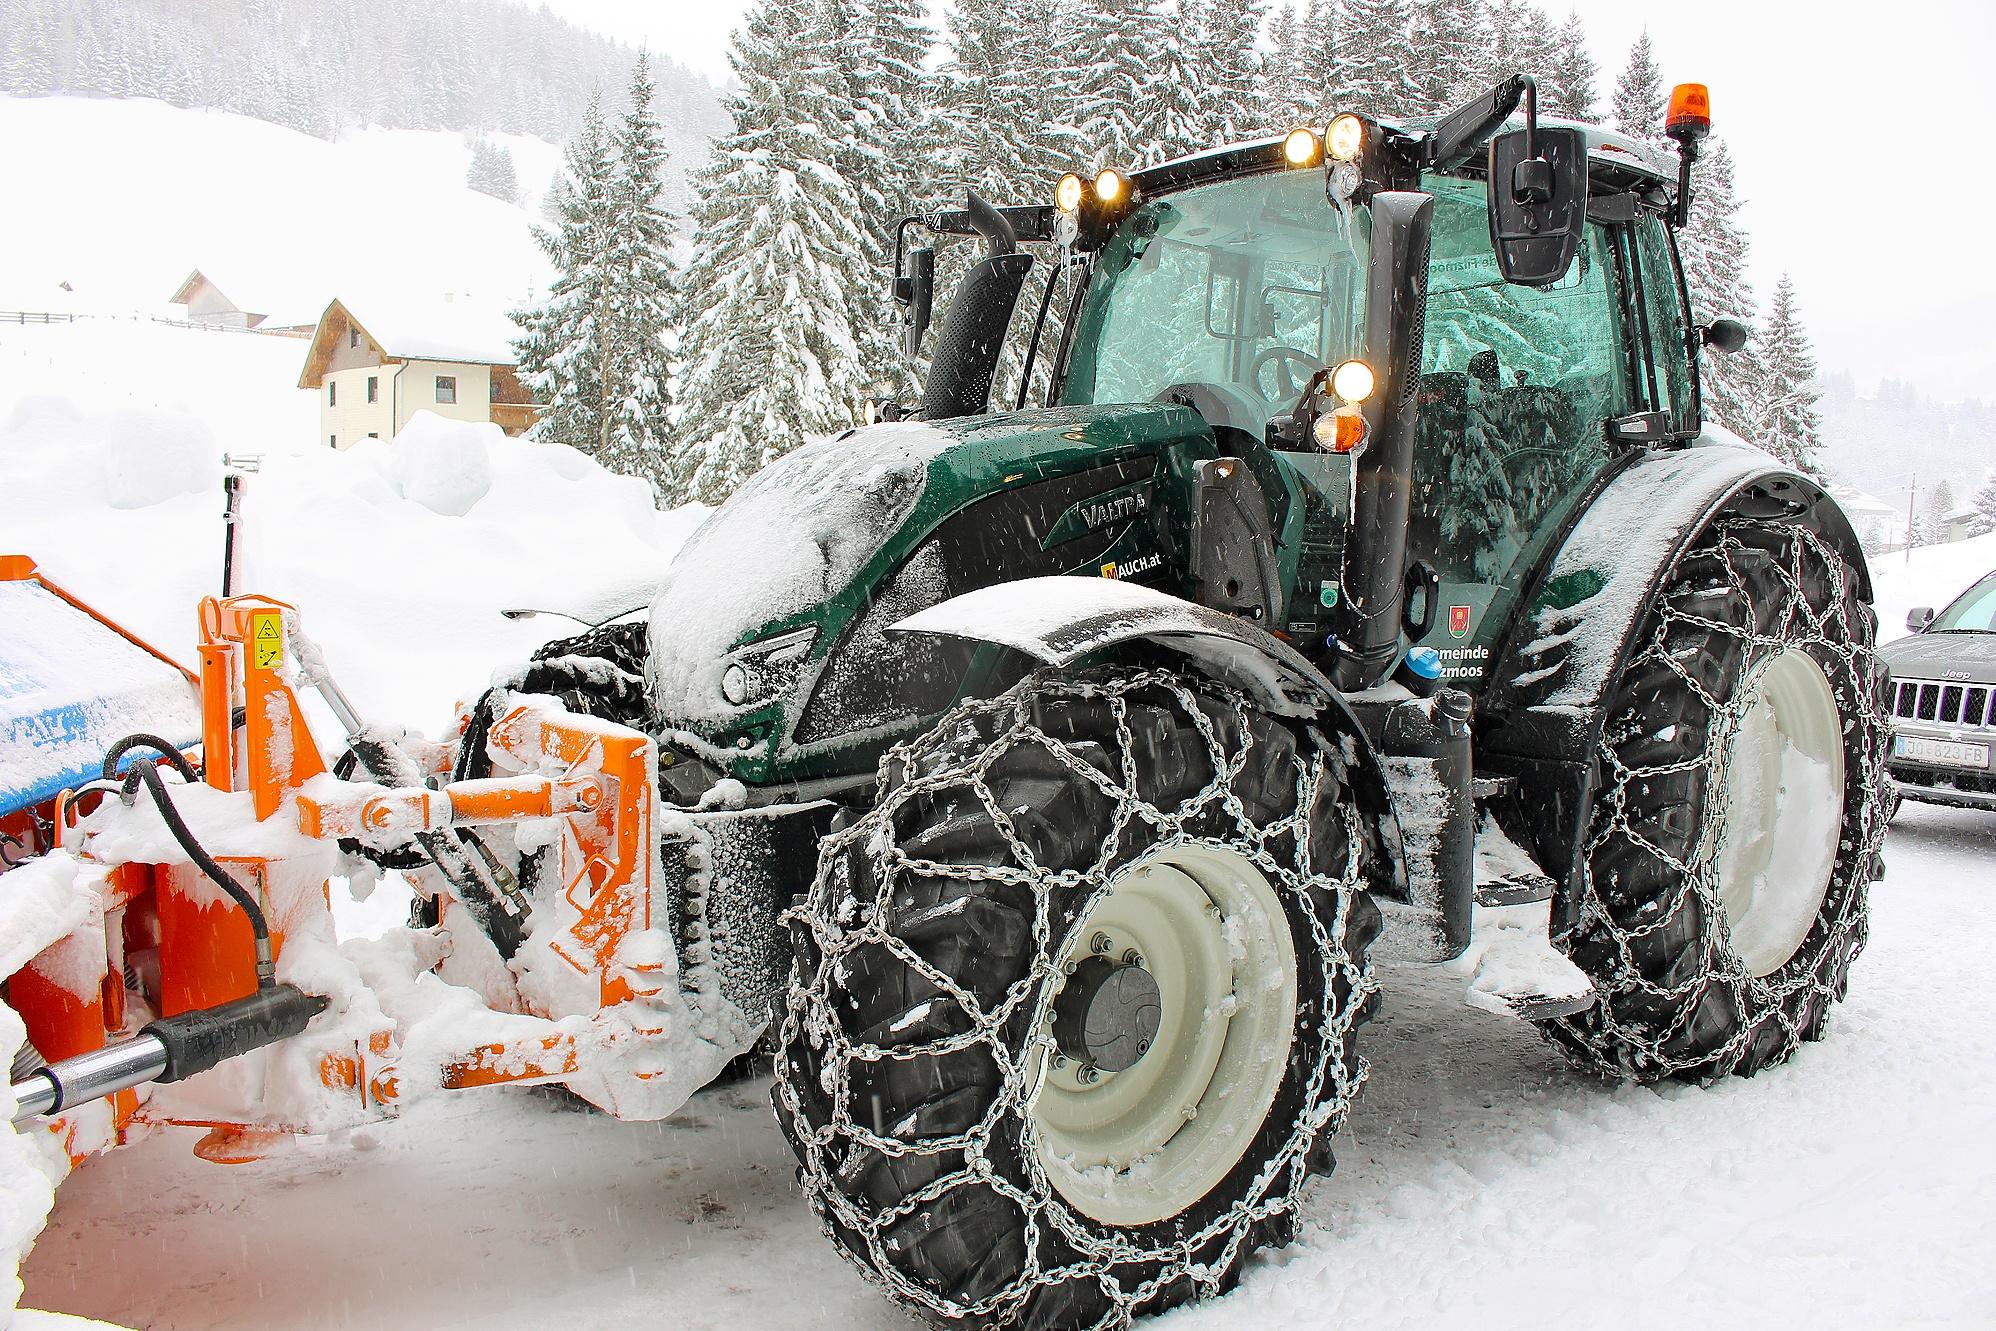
top-left (10, 984), bottom-right (326, 1125)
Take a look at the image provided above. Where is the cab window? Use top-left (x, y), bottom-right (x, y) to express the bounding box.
top-left (1628, 211), bottom-right (1695, 431)
top-left (1407, 174), bottom-right (1633, 669)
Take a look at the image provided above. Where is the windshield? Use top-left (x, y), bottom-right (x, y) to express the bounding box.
top-left (1060, 170), bottom-right (1370, 438)
top-left (1933, 574), bottom-right (1996, 631)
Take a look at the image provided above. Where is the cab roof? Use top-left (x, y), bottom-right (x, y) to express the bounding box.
top-left (1134, 113), bottom-right (1674, 200)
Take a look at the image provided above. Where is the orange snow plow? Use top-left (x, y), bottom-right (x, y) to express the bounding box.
top-left (3, 556), bottom-right (725, 1169)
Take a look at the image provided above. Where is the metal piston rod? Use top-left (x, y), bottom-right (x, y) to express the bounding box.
top-left (9, 984), bottom-right (325, 1124)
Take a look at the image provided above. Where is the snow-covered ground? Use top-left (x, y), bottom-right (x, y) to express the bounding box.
top-left (14, 801), bottom-right (1992, 1331)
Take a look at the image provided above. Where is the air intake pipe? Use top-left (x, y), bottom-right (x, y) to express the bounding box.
top-left (920, 191), bottom-right (1034, 420)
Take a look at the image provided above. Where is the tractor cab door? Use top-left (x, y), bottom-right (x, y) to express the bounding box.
top-left (1404, 173), bottom-right (1650, 690)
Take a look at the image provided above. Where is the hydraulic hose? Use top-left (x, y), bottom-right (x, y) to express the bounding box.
top-left (101, 732), bottom-right (199, 785)
top-left (116, 757), bottom-right (275, 988)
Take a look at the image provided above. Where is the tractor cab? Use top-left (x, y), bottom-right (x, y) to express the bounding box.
top-left (896, 76), bottom-right (1730, 698)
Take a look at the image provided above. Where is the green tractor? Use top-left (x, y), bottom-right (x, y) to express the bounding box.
top-left (482, 76), bottom-right (1888, 1328)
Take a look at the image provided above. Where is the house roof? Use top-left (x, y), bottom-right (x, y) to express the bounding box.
top-left (168, 268), bottom-right (248, 310)
top-left (297, 295), bottom-right (525, 388)
top-left (168, 266), bottom-right (325, 327)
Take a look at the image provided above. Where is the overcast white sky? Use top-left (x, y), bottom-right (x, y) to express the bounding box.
top-left (536, 0), bottom-right (1996, 404)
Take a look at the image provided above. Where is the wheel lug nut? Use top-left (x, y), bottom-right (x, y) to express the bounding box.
top-left (1078, 1065), bottom-right (1102, 1085)
top-left (1090, 932), bottom-right (1113, 955)
top-left (1122, 950), bottom-right (1143, 968)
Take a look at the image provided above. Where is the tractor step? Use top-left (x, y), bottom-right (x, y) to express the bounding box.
top-left (1472, 814), bottom-right (1556, 906)
top-left (1457, 816), bottom-right (1595, 1021)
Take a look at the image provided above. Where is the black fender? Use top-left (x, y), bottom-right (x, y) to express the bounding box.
top-left (892, 576), bottom-right (1412, 905)
top-left (1473, 438), bottom-right (1873, 927)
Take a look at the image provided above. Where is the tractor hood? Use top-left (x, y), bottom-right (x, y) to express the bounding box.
top-left (643, 403), bottom-right (1214, 769)
top-left (643, 421), bottom-right (956, 729)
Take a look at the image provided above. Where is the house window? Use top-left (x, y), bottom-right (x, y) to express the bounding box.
top-left (367, 431), bottom-right (379, 439)
top-left (329, 434), bottom-right (337, 448)
top-left (349, 328), bottom-right (360, 349)
top-left (367, 375), bottom-right (378, 404)
top-left (435, 375), bottom-right (457, 405)
top-left (490, 376), bottom-right (501, 403)
top-left (328, 381), bottom-right (336, 406)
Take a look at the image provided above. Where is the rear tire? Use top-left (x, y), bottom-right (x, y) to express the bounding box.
top-left (1544, 515), bottom-right (1890, 1082)
top-left (774, 666), bottom-right (1379, 1328)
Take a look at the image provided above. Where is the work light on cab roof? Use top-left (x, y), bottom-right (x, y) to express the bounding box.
top-left (1326, 112), bottom-right (1364, 162)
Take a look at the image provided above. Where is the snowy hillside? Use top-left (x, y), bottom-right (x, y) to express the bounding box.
top-left (1813, 376), bottom-right (1996, 512)
top-left (0, 96), bottom-right (554, 318)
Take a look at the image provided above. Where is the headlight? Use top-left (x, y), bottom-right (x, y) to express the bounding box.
top-left (717, 626), bottom-right (818, 709)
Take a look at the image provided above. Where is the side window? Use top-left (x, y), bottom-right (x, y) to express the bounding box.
top-left (1630, 213), bottom-right (1695, 431)
top-left (1408, 175), bottom-right (1633, 668)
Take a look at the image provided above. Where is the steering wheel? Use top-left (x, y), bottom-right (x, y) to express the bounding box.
top-left (1249, 346), bottom-right (1321, 403)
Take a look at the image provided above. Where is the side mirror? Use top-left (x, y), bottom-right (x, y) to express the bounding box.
top-left (1908, 606), bottom-right (1935, 633)
top-left (1702, 318), bottom-right (1749, 353)
top-left (1486, 126), bottom-right (1587, 287)
top-left (894, 245), bottom-right (935, 359)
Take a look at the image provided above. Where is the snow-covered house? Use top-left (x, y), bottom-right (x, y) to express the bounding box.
top-left (166, 269), bottom-right (315, 335)
top-left (297, 296), bottom-right (540, 448)
top-left (1827, 483), bottom-right (1908, 555)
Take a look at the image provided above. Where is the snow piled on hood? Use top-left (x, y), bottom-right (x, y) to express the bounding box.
top-left (645, 421), bottom-right (958, 724)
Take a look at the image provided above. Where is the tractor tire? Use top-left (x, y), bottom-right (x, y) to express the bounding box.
top-left (1543, 515), bottom-right (1890, 1082)
top-left (773, 666), bottom-right (1379, 1329)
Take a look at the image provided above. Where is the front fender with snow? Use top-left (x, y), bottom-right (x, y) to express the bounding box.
top-left (892, 575), bottom-right (1412, 903)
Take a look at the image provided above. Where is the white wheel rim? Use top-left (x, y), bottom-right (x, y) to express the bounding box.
top-left (1708, 647), bottom-right (1846, 978)
top-left (1027, 843), bottom-right (1297, 1227)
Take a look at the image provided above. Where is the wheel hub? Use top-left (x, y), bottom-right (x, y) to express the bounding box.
top-left (1050, 956), bottom-right (1161, 1074)
top-left (1708, 646), bottom-right (1847, 977)
top-left (1027, 843), bottom-right (1298, 1227)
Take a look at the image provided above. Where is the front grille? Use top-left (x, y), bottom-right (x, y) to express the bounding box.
top-left (1893, 677), bottom-right (1994, 729)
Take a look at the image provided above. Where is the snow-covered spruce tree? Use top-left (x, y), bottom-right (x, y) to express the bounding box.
top-left (1337, 0), bottom-right (1419, 121)
top-left (1751, 274), bottom-right (1824, 476)
top-left (1146, 2), bottom-right (1210, 162)
top-left (1680, 136), bottom-right (1759, 438)
top-left (1192, 0), bottom-right (1273, 142)
top-left (1406, 0), bottom-right (1489, 117)
top-left (1968, 471), bottom-right (1996, 538)
top-left (1918, 480), bottom-right (1956, 547)
top-left (1546, 9), bottom-right (1598, 119)
top-left (1489, 2), bottom-right (1559, 90)
top-left (1265, 4), bottom-right (1313, 126)
top-left (1610, 28), bottom-right (1663, 142)
top-left (513, 62), bottom-right (680, 492)
top-left (1066, 0), bottom-right (1170, 168)
top-left (672, 1), bottom-right (870, 504)
top-left (845, 0), bottom-right (936, 394)
top-left (514, 100), bottom-right (615, 463)
top-left (600, 54), bottom-right (680, 489)
top-left (1286, 0), bottom-right (1342, 127)
top-left (466, 136), bottom-right (519, 204)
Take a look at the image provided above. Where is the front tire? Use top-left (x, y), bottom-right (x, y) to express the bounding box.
top-left (1545, 515), bottom-right (1890, 1082)
top-left (774, 667), bottom-right (1379, 1328)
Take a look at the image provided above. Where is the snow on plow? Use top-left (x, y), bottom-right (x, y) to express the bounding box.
top-left (1, 556), bottom-right (745, 1185)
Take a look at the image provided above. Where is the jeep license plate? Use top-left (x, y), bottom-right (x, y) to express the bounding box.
top-left (1895, 735), bottom-right (1991, 769)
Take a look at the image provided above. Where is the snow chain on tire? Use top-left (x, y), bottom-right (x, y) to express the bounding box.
top-left (774, 667), bottom-right (1379, 1329)
top-left (1545, 515), bottom-right (1890, 1082)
